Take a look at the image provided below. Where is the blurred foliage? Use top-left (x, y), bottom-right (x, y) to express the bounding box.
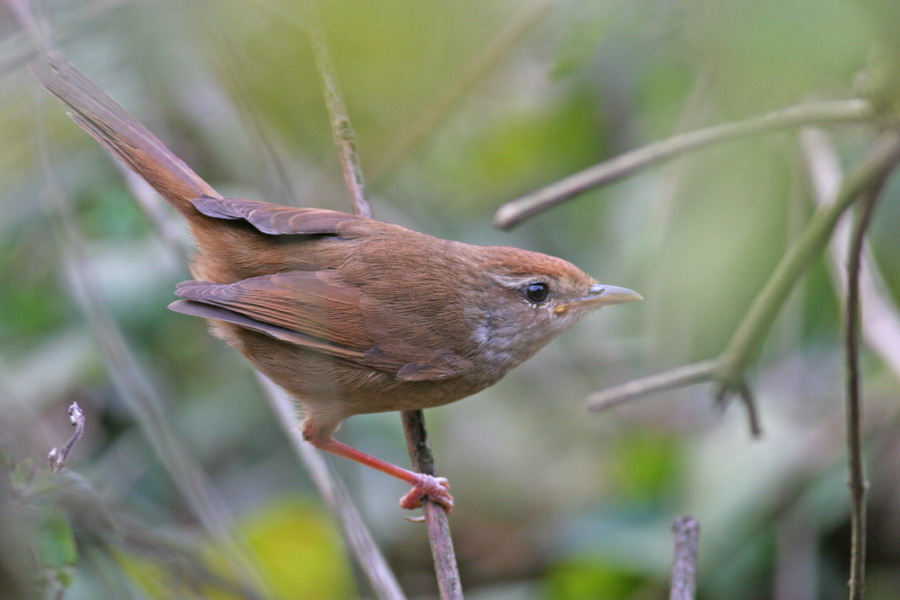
top-left (2, 0), bottom-right (900, 599)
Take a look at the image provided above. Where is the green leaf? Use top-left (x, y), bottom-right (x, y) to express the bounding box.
top-left (33, 506), bottom-right (79, 572)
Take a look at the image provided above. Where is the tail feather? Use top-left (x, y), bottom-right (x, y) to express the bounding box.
top-left (31, 55), bottom-right (220, 215)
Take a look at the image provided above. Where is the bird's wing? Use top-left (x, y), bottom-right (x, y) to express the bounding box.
top-left (191, 197), bottom-right (361, 235)
top-left (169, 270), bottom-right (460, 380)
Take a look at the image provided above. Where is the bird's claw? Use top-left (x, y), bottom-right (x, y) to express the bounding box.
top-left (400, 474), bottom-right (453, 512)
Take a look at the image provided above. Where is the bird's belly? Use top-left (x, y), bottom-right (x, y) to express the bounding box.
top-left (222, 324), bottom-right (493, 416)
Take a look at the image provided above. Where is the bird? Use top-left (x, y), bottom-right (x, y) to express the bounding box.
top-left (33, 55), bottom-right (641, 511)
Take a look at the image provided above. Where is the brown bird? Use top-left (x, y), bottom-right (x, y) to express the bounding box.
top-left (33, 56), bottom-right (641, 511)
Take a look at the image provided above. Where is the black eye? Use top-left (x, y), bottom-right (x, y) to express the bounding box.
top-left (524, 282), bottom-right (550, 304)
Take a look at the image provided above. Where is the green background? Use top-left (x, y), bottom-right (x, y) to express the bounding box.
top-left (2, 0), bottom-right (899, 598)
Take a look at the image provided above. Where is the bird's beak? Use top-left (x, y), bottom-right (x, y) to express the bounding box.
top-left (555, 283), bottom-right (643, 315)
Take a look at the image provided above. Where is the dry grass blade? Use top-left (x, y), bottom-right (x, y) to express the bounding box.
top-left (258, 375), bottom-right (407, 600)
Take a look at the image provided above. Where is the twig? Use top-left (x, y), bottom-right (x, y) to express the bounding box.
top-left (402, 412), bottom-right (463, 600)
top-left (844, 176), bottom-right (885, 600)
top-left (306, 6), bottom-right (372, 219)
top-left (494, 99), bottom-right (874, 229)
top-left (669, 516), bottom-right (700, 600)
top-left (258, 375), bottom-right (407, 600)
top-left (48, 402), bottom-right (86, 473)
top-left (586, 360), bottom-right (718, 412)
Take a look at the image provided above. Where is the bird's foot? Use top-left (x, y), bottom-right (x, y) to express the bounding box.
top-left (400, 474), bottom-right (453, 512)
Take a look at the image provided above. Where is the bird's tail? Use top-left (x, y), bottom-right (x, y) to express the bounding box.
top-left (31, 55), bottom-right (221, 217)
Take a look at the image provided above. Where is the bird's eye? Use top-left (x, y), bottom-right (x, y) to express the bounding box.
top-left (524, 282), bottom-right (550, 304)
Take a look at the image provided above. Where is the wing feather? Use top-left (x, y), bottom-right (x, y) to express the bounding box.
top-left (191, 197), bottom-right (360, 235)
top-left (171, 270), bottom-right (461, 380)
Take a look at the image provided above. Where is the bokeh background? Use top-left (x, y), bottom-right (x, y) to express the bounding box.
top-left (2, 0), bottom-right (900, 598)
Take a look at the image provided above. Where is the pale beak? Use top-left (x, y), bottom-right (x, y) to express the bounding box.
top-left (555, 283), bottom-right (643, 315)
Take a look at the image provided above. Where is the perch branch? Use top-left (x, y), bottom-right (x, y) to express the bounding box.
top-left (669, 516), bottom-right (700, 600)
top-left (402, 412), bottom-right (463, 600)
top-left (306, 11), bottom-right (461, 598)
top-left (494, 99), bottom-right (874, 229)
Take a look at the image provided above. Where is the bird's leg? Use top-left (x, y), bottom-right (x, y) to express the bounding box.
top-left (312, 437), bottom-right (453, 512)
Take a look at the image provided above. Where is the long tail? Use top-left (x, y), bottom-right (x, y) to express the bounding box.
top-left (31, 55), bottom-right (221, 217)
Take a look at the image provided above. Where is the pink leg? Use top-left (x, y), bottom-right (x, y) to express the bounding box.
top-left (313, 437), bottom-right (453, 512)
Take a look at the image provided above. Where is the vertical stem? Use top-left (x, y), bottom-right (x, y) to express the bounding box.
top-left (306, 4), bottom-right (372, 219)
top-left (305, 7), bottom-right (461, 597)
top-left (669, 516), bottom-right (700, 600)
top-left (844, 185), bottom-right (883, 600)
top-left (402, 411), bottom-right (463, 600)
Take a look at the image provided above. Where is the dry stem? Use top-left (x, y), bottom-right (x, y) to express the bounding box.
top-left (47, 402), bottom-right (86, 473)
top-left (843, 181), bottom-right (884, 600)
top-left (307, 6), bottom-right (372, 219)
top-left (669, 516), bottom-right (700, 600)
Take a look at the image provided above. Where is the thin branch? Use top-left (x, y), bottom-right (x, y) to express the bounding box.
top-left (586, 360), bottom-right (718, 412)
top-left (715, 381), bottom-right (762, 438)
top-left (306, 6), bottom-right (372, 218)
top-left (48, 402), bottom-right (86, 473)
top-left (669, 516), bottom-right (700, 600)
top-left (844, 177), bottom-right (885, 600)
top-left (402, 412), bottom-right (463, 600)
top-left (494, 99), bottom-right (874, 229)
